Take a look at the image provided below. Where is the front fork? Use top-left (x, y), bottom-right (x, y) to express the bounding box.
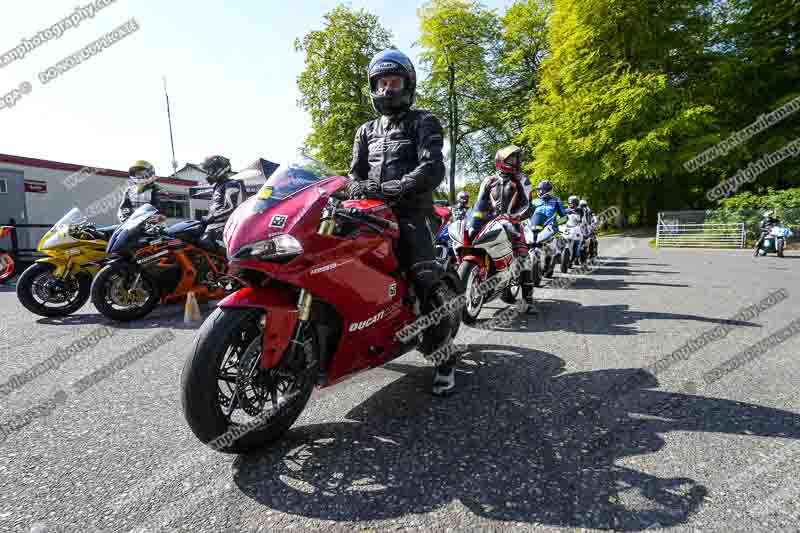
top-left (285, 204), bottom-right (337, 359)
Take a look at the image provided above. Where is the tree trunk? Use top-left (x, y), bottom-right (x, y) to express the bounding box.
top-left (616, 188), bottom-right (626, 228)
top-left (448, 65), bottom-right (457, 205)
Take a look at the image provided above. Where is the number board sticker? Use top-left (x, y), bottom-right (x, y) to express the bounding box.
top-left (270, 215), bottom-right (288, 228)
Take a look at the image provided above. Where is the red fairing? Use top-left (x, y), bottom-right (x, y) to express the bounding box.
top-left (222, 166), bottom-right (420, 386)
top-left (224, 176), bottom-right (347, 259)
top-left (217, 287), bottom-right (298, 369)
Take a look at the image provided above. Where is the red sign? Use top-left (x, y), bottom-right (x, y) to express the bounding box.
top-left (24, 180), bottom-right (48, 193)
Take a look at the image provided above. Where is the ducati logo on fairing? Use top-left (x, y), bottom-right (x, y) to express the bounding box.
top-left (348, 309), bottom-right (387, 332)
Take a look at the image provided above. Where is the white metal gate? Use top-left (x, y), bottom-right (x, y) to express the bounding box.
top-left (656, 214), bottom-right (745, 248)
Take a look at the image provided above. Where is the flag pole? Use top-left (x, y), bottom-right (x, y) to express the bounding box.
top-left (163, 76), bottom-right (178, 177)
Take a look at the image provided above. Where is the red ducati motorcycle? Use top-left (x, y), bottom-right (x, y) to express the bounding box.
top-left (181, 157), bottom-right (464, 453)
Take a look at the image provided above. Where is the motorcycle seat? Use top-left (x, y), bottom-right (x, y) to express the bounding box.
top-left (94, 225), bottom-right (119, 240)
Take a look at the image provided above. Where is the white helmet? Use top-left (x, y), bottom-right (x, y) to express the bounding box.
top-left (579, 199), bottom-right (588, 208)
top-left (763, 210), bottom-right (774, 219)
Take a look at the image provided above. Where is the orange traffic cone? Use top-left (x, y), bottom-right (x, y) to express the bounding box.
top-left (184, 291), bottom-right (202, 324)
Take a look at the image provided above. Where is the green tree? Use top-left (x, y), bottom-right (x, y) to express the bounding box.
top-left (295, 5), bottom-right (393, 173)
top-left (521, 0), bottom-right (720, 225)
top-left (417, 0), bottom-right (503, 203)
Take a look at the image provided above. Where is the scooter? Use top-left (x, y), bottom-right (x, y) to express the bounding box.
top-left (755, 225), bottom-right (793, 257)
top-left (180, 156), bottom-right (464, 454)
top-left (0, 226), bottom-right (15, 284)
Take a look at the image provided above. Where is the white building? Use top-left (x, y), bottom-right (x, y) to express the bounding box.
top-left (0, 153), bottom-right (199, 251)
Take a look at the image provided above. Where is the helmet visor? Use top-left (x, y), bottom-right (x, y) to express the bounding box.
top-left (375, 74), bottom-right (405, 93)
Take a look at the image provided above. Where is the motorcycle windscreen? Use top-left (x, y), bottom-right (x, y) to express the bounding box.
top-left (223, 156), bottom-right (335, 255)
top-left (107, 204), bottom-right (158, 254)
top-left (51, 208), bottom-right (86, 232)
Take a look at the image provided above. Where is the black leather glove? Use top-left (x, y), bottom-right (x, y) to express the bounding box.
top-left (366, 180), bottom-right (380, 196)
top-left (348, 180), bottom-right (366, 198)
top-left (381, 180), bottom-right (406, 199)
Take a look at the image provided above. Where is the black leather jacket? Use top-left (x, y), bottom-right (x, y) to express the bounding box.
top-left (204, 178), bottom-right (246, 231)
top-left (348, 110), bottom-right (446, 212)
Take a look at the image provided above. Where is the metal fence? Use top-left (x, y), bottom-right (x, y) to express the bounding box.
top-left (656, 209), bottom-right (800, 249)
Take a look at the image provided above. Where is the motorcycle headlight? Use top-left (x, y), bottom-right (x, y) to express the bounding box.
top-left (232, 234), bottom-right (303, 262)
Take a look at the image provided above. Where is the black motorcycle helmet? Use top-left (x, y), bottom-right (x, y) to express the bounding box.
top-left (368, 49), bottom-right (417, 116)
top-left (536, 180), bottom-right (553, 198)
top-left (201, 155), bottom-right (232, 185)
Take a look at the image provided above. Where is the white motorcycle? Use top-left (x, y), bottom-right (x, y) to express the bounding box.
top-left (561, 213), bottom-right (587, 272)
top-left (524, 214), bottom-right (564, 283)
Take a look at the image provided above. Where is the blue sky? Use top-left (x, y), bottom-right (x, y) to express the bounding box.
top-left (1, 0), bottom-right (512, 182)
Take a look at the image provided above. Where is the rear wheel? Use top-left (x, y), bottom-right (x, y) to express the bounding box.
top-left (459, 262), bottom-right (484, 324)
top-left (16, 263), bottom-right (91, 317)
top-left (181, 308), bottom-right (317, 453)
top-left (0, 252), bottom-right (15, 284)
top-left (90, 263), bottom-right (161, 321)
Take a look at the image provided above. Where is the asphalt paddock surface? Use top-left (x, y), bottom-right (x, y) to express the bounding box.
top-left (1, 235), bottom-right (799, 532)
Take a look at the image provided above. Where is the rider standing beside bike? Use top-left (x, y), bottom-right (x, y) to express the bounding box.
top-left (347, 49), bottom-right (456, 396)
top-left (118, 160), bottom-right (162, 223)
top-left (471, 145), bottom-right (537, 314)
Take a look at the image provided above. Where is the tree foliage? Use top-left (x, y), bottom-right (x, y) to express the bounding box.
top-left (294, 0), bottom-right (800, 223)
top-left (417, 0), bottom-right (502, 201)
top-left (295, 6), bottom-right (393, 173)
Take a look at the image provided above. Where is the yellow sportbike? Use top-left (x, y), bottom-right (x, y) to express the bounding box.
top-left (16, 208), bottom-right (117, 317)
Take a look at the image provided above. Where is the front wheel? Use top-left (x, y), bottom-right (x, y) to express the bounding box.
top-left (181, 307), bottom-right (317, 454)
top-left (90, 262), bottom-right (161, 321)
top-left (458, 261), bottom-right (484, 325)
top-left (532, 256), bottom-right (542, 287)
top-left (16, 263), bottom-right (91, 317)
top-left (0, 252), bottom-right (15, 284)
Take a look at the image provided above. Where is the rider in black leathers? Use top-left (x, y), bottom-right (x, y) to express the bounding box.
top-left (451, 191), bottom-right (470, 221)
top-left (347, 49), bottom-right (454, 396)
top-left (197, 155), bottom-right (246, 255)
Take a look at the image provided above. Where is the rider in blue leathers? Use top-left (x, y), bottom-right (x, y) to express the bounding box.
top-left (530, 180), bottom-right (567, 237)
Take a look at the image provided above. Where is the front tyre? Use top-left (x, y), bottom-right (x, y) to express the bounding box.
top-left (16, 263), bottom-right (91, 317)
top-left (458, 261), bottom-right (484, 325)
top-left (90, 262), bottom-right (160, 321)
top-left (181, 308), bottom-right (317, 454)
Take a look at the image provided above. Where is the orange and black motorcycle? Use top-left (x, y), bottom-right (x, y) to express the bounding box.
top-left (89, 204), bottom-right (241, 321)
